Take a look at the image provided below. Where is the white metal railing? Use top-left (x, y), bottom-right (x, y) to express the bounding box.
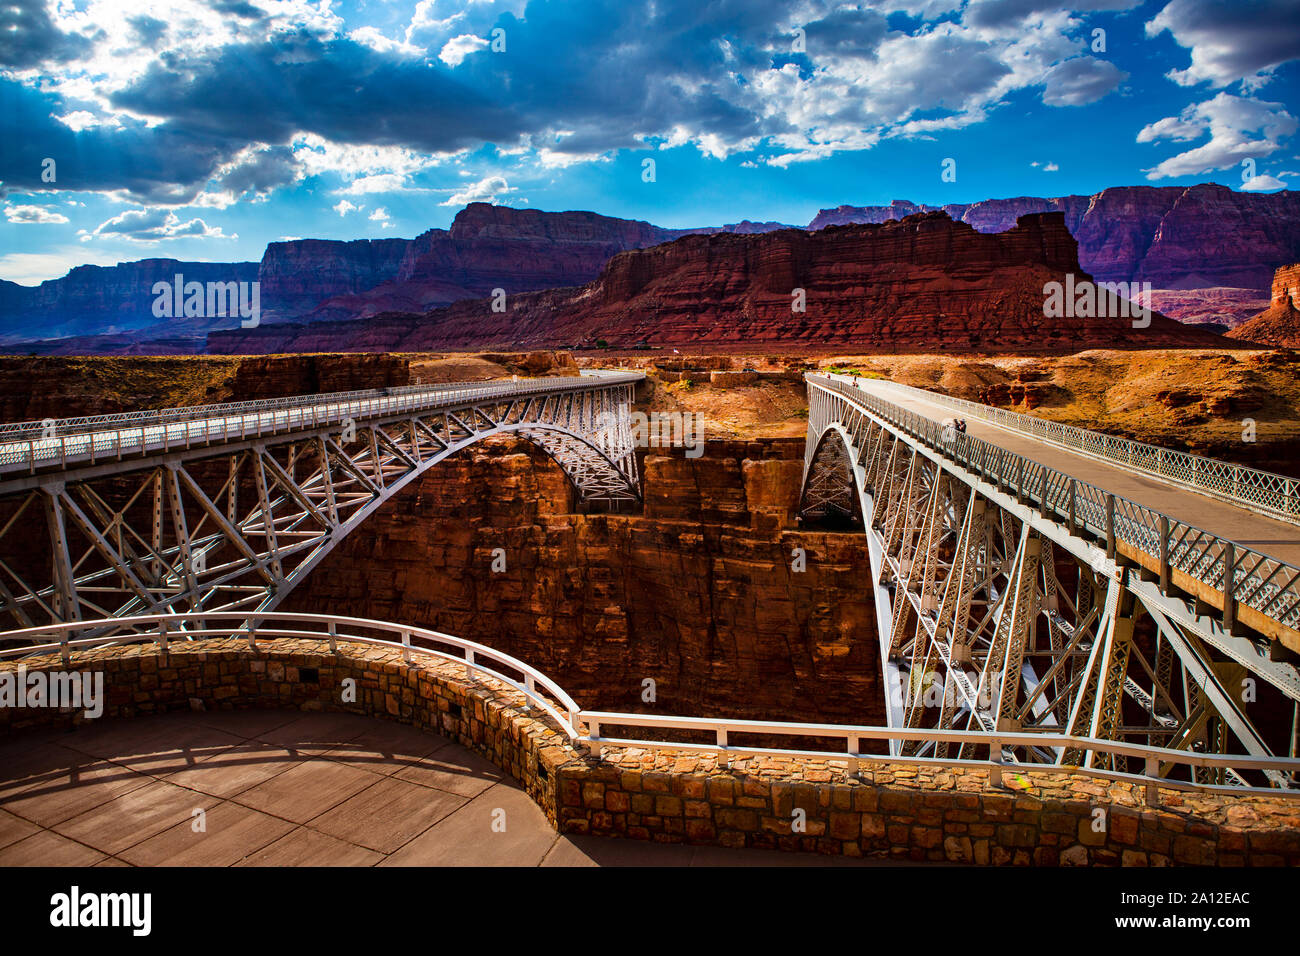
top-left (0, 611), bottom-right (582, 740)
top-left (863, 376), bottom-right (1300, 524)
top-left (3, 611), bottom-right (1298, 803)
top-left (809, 374), bottom-right (1300, 639)
top-left (0, 372), bottom-right (643, 475)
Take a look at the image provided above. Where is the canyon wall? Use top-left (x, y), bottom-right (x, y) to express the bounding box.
top-left (0, 259), bottom-right (259, 344)
top-left (1229, 263), bottom-right (1300, 348)
top-left (280, 437), bottom-right (883, 726)
top-left (809, 184), bottom-right (1300, 289)
top-left (210, 211), bottom-right (1232, 354)
top-left (296, 204), bottom-right (793, 324)
top-left (259, 237), bottom-right (411, 322)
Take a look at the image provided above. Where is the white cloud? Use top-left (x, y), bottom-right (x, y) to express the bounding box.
top-left (1241, 173), bottom-right (1288, 191)
top-left (368, 207), bottom-right (389, 221)
top-left (90, 208), bottom-right (231, 241)
top-left (1139, 92), bottom-right (1298, 179)
top-left (1041, 57), bottom-right (1127, 107)
top-left (438, 34), bottom-right (487, 67)
top-left (1146, 0), bottom-right (1300, 90)
top-left (334, 199), bottom-right (361, 216)
top-left (441, 175), bottom-right (512, 206)
top-left (5, 205), bottom-right (70, 224)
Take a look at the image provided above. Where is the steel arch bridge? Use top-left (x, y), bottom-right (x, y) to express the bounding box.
top-left (0, 371), bottom-right (643, 629)
top-left (800, 373), bottom-right (1300, 787)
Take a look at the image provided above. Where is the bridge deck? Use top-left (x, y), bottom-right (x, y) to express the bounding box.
top-left (855, 380), bottom-right (1300, 567)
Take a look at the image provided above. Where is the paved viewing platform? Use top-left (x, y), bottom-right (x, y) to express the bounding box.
top-left (0, 711), bottom-right (876, 867)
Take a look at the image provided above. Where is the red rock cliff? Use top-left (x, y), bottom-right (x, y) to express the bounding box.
top-left (809, 184), bottom-right (1300, 289)
top-left (1228, 263), bottom-right (1300, 348)
top-left (210, 211), bottom-right (1231, 354)
top-left (280, 438), bottom-right (883, 725)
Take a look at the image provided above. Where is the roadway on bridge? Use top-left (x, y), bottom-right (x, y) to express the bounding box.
top-left (855, 379), bottom-right (1300, 567)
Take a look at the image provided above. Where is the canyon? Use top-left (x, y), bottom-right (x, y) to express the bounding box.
top-left (1229, 263), bottom-right (1300, 349)
top-left (3, 184), bottom-right (1296, 356)
top-left (209, 211), bottom-right (1231, 354)
top-left (0, 259), bottom-right (259, 346)
top-left (1, 347), bottom-right (1297, 725)
top-left (810, 183), bottom-right (1300, 290)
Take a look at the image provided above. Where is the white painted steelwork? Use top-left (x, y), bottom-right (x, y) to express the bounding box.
top-left (0, 372), bottom-right (643, 627)
top-left (800, 372), bottom-right (1300, 788)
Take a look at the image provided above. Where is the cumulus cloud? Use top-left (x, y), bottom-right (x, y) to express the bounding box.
top-left (334, 199), bottom-right (361, 216)
top-left (439, 33), bottom-right (487, 66)
top-left (1139, 91), bottom-right (1298, 179)
top-left (1240, 173), bottom-right (1288, 191)
top-left (442, 175), bottom-right (512, 206)
top-left (0, 0), bottom-right (1149, 202)
top-left (1042, 57), bottom-right (1128, 106)
top-left (5, 204), bottom-right (70, 224)
top-left (90, 208), bottom-right (230, 241)
top-left (1146, 0), bottom-right (1300, 90)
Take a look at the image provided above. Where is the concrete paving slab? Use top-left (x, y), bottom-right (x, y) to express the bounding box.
top-left (232, 758), bottom-right (379, 823)
top-left (1, 829), bottom-right (107, 866)
top-left (235, 826), bottom-right (384, 866)
top-left (1, 758), bottom-right (152, 827)
top-left (0, 807), bottom-right (40, 850)
top-left (253, 712), bottom-right (377, 754)
top-left (54, 777), bottom-right (221, 855)
top-left (379, 781), bottom-right (557, 867)
top-left (161, 742), bottom-right (307, 799)
top-left (321, 723), bottom-right (452, 776)
top-left (307, 776), bottom-right (467, 854)
top-left (119, 800), bottom-right (295, 866)
top-left (390, 743), bottom-right (504, 797)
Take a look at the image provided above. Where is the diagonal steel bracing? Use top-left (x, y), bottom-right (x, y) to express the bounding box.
top-left (800, 374), bottom-right (1300, 788)
top-left (0, 375), bottom-right (642, 629)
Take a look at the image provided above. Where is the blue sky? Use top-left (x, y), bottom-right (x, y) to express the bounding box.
top-left (1, 0), bottom-right (1297, 283)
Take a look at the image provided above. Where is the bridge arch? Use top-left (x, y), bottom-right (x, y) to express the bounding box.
top-left (798, 422), bottom-right (865, 528)
top-left (0, 374), bottom-right (643, 629)
top-left (799, 372), bottom-right (1300, 781)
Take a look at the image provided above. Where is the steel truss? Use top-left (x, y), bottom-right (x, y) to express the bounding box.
top-left (0, 379), bottom-right (641, 629)
top-left (801, 379), bottom-right (1300, 789)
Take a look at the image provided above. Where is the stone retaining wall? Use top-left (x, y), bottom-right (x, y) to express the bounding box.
top-left (3, 639), bottom-right (1298, 865)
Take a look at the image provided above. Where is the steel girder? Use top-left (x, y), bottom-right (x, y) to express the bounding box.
top-left (0, 382), bottom-right (640, 630)
top-left (799, 382), bottom-right (1299, 787)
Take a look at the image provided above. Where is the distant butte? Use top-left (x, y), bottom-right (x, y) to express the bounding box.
top-left (209, 211), bottom-right (1232, 356)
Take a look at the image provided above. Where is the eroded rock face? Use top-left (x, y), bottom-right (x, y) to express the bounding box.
top-left (257, 238), bottom-right (412, 322)
top-left (296, 204), bottom-right (727, 324)
top-left (1228, 263), bottom-right (1300, 348)
top-left (280, 437), bottom-right (883, 725)
top-left (809, 184), bottom-right (1300, 289)
top-left (211, 211), bottom-right (1230, 354)
top-left (0, 259), bottom-right (260, 344)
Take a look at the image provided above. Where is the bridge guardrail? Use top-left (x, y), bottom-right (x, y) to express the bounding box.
top-left (863, 377), bottom-right (1300, 525)
top-left (808, 374), bottom-right (1300, 642)
top-left (3, 610), bottom-right (1297, 801)
top-left (0, 372), bottom-right (643, 475)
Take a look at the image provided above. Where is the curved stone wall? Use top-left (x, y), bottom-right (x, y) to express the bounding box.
top-left (2, 639), bottom-right (1298, 866)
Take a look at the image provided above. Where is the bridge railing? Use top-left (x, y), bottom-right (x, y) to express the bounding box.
top-left (0, 611), bottom-right (584, 739)
top-left (807, 374), bottom-right (1300, 641)
top-left (3, 611), bottom-right (1298, 801)
top-left (861, 376), bottom-right (1300, 524)
top-left (0, 372), bottom-right (643, 475)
